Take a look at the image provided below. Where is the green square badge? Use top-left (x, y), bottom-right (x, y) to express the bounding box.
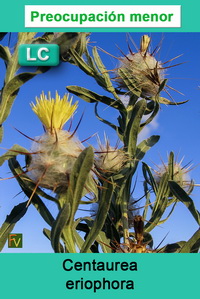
top-left (8, 233), bottom-right (23, 248)
top-left (18, 44), bottom-right (59, 66)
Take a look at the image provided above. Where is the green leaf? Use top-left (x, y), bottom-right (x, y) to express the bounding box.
top-left (69, 48), bottom-right (95, 76)
top-left (157, 97), bottom-right (188, 105)
top-left (125, 99), bottom-right (146, 156)
top-left (0, 126), bottom-right (3, 143)
top-left (0, 144), bottom-right (28, 166)
top-left (51, 203), bottom-right (71, 253)
top-left (140, 101), bottom-right (160, 130)
top-left (0, 45), bottom-right (11, 63)
top-left (31, 196), bottom-right (56, 227)
top-left (94, 103), bottom-right (119, 132)
top-left (69, 48), bottom-right (108, 90)
top-left (159, 241), bottom-right (186, 253)
top-left (97, 231), bottom-right (112, 253)
top-left (158, 79), bottom-right (168, 93)
top-left (67, 85), bottom-right (124, 111)
top-left (43, 228), bottom-right (66, 253)
top-left (67, 146), bottom-right (94, 223)
top-left (191, 235), bottom-right (200, 253)
top-left (43, 228), bottom-right (52, 241)
top-left (168, 152), bottom-right (174, 180)
top-left (0, 33), bottom-right (48, 142)
top-left (153, 172), bottom-right (170, 213)
top-left (57, 147), bottom-right (94, 253)
top-left (157, 201), bottom-right (177, 225)
top-left (142, 162), bottom-right (158, 194)
top-left (43, 228), bottom-right (52, 242)
top-left (179, 229), bottom-right (200, 253)
top-left (81, 181), bottom-right (114, 253)
top-left (168, 180), bottom-right (200, 225)
top-left (142, 181), bottom-right (151, 220)
top-left (144, 101), bottom-right (156, 115)
top-left (73, 228), bottom-right (92, 252)
top-left (92, 47), bottom-right (119, 100)
top-left (52, 32), bottom-right (79, 58)
top-left (0, 201), bottom-right (28, 251)
top-left (0, 68), bottom-right (50, 126)
top-left (136, 135), bottom-right (160, 162)
top-left (145, 173), bottom-right (170, 232)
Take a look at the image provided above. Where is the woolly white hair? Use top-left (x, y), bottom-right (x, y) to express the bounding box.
top-left (28, 130), bottom-right (84, 191)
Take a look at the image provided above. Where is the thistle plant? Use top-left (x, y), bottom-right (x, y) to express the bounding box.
top-left (0, 33), bottom-right (199, 253)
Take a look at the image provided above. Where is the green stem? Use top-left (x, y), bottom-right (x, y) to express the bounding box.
top-left (118, 175), bottom-right (132, 246)
top-left (121, 201), bottom-right (130, 245)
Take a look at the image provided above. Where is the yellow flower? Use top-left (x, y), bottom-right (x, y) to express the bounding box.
top-left (31, 91), bottom-right (78, 131)
top-left (140, 35), bottom-right (151, 53)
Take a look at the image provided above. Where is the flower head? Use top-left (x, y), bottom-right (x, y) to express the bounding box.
top-left (31, 92), bottom-right (78, 132)
top-left (95, 136), bottom-right (128, 173)
top-left (116, 35), bottom-right (165, 98)
top-left (153, 154), bottom-right (194, 194)
top-left (28, 130), bottom-right (84, 192)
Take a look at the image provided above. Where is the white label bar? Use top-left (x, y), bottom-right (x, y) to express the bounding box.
top-left (25, 5), bottom-right (181, 28)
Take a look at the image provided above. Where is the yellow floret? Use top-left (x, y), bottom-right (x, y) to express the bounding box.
top-left (31, 91), bottom-right (78, 131)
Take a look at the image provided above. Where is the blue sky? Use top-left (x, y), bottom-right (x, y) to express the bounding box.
top-left (1, 32), bottom-right (200, 252)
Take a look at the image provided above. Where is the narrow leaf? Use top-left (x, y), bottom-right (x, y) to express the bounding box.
top-left (125, 99), bottom-right (146, 156)
top-left (92, 47), bottom-right (119, 100)
top-left (0, 68), bottom-right (50, 125)
top-left (69, 48), bottom-right (95, 76)
top-left (168, 180), bottom-right (200, 225)
top-left (145, 173), bottom-right (169, 232)
top-left (56, 147), bottom-right (95, 253)
top-left (0, 144), bottom-right (28, 166)
top-left (81, 181), bottom-right (114, 253)
top-left (158, 97), bottom-right (188, 105)
top-left (159, 241), bottom-right (186, 253)
top-left (179, 229), bottom-right (200, 253)
top-left (136, 135), bottom-right (160, 162)
top-left (94, 103), bottom-right (118, 132)
top-left (67, 85), bottom-right (124, 111)
top-left (67, 146), bottom-right (94, 223)
top-left (51, 203), bottom-right (71, 253)
top-left (142, 162), bottom-right (158, 193)
top-left (0, 45), bottom-right (11, 63)
top-left (97, 231), bottom-right (113, 253)
top-left (140, 101), bottom-right (160, 130)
